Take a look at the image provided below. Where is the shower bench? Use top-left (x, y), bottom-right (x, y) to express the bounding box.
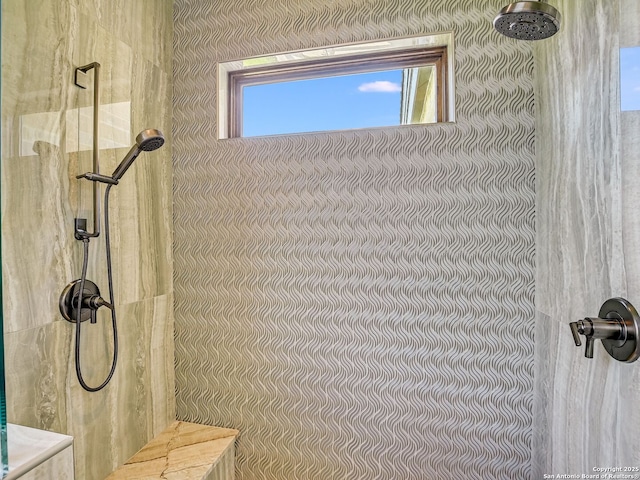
top-left (105, 421), bottom-right (238, 480)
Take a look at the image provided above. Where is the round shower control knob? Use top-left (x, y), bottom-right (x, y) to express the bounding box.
top-left (59, 279), bottom-right (103, 323)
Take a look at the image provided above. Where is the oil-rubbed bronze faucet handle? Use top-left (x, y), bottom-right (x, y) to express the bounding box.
top-left (569, 319), bottom-right (597, 358)
top-left (585, 335), bottom-right (595, 359)
top-left (569, 298), bottom-right (640, 363)
top-left (569, 321), bottom-right (581, 346)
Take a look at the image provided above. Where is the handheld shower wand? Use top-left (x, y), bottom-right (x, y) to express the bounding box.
top-left (74, 128), bottom-right (165, 243)
top-left (111, 129), bottom-right (165, 181)
top-left (76, 129), bottom-right (165, 186)
top-left (61, 128), bottom-right (165, 392)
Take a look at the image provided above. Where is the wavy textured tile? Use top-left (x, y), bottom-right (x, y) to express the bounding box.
top-left (173, 1), bottom-right (535, 479)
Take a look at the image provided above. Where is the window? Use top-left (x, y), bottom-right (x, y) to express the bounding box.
top-left (621, 46), bottom-right (640, 111)
top-left (218, 33), bottom-right (454, 138)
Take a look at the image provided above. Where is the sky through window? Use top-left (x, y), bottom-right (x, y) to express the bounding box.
top-left (621, 46), bottom-right (640, 111)
top-left (242, 69), bottom-right (403, 137)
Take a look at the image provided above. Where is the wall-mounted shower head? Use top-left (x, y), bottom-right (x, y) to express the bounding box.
top-left (494, 1), bottom-right (561, 41)
top-left (111, 128), bottom-right (165, 181)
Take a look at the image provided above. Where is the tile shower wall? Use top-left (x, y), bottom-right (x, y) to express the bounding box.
top-left (533, 0), bottom-right (640, 476)
top-left (1, 1), bottom-right (174, 479)
top-left (173, 1), bottom-right (535, 478)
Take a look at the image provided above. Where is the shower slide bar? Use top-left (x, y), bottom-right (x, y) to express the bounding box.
top-left (74, 62), bottom-right (101, 239)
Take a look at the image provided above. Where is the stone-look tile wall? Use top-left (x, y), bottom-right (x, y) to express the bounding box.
top-left (1, 1), bottom-right (174, 479)
top-left (534, 0), bottom-right (640, 475)
top-left (173, 1), bottom-right (536, 479)
top-left (18, 446), bottom-right (74, 480)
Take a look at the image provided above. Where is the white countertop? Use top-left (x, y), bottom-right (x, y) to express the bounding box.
top-left (5, 423), bottom-right (73, 480)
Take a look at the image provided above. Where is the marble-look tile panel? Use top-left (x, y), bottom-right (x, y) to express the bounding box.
top-left (112, 294), bottom-right (175, 451)
top-left (73, 10), bottom-right (133, 256)
top-left (66, 294), bottom-right (174, 480)
top-left (105, 421), bottom-right (238, 480)
top-left (532, 309), bottom-right (552, 478)
top-left (4, 322), bottom-right (70, 433)
top-left (2, 0), bottom-right (174, 479)
top-left (11, 445), bottom-right (74, 480)
top-left (133, 0), bottom-right (173, 73)
top-left (1, 147), bottom-right (78, 334)
top-left (0, 1), bottom-right (76, 131)
top-left (534, 0), bottom-right (623, 318)
top-left (621, 113), bottom-right (640, 296)
top-left (76, 0), bottom-right (172, 72)
top-left (619, 111), bottom-right (640, 469)
top-left (65, 336), bottom-right (119, 480)
top-left (620, 0), bottom-right (640, 47)
top-left (1, 1), bottom-right (78, 333)
top-left (116, 53), bottom-right (173, 305)
top-left (205, 444), bottom-right (235, 480)
top-left (533, 0), bottom-right (640, 476)
top-left (73, 0), bottom-right (136, 51)
top-left (149, 294), bottom-right (176, 437)
top-left (75, 11), bottom-right (133, 112)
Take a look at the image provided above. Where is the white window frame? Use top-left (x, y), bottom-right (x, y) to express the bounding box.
top-left (217, 32), bottom-right (455, 139)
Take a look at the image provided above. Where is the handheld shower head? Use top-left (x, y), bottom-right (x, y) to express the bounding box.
top-left (111, 128), bottom-right (165, 181)
top-left (494, 1), bottom-right (561, 40)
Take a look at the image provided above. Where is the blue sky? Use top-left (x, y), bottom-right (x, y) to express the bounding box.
top-left (242, 48), bottom-right (640, 137)
top-left (621, 46), bottom-right (640, 111)
top-left (242, 69), bottom-right (402, 137)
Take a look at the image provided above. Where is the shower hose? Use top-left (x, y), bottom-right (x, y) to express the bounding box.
top-left (74, 184), bottom-right (118, 392)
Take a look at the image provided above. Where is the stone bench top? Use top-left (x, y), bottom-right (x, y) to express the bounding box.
top-left (106, 421), bottom-right (239, 479)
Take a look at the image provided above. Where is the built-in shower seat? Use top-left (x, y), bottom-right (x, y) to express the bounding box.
top-left (105, 421), bottom-right (238, 480)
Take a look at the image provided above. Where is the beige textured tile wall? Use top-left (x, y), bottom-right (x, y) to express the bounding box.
top-left (534, 0), bottom-right (640, 476)
top-left (173, 0), bottom-right (536, 478)
top-left (1, 1), bottom-right (174, 479)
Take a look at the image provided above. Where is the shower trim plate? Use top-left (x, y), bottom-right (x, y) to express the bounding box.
top-left (59, 279), bottom-right (101, 323)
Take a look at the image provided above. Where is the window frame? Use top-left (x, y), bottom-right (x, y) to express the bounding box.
top-left (217, 33), bottom-right (455, 139)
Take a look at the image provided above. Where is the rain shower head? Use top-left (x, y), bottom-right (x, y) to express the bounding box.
top-left (494, 1), bottom-right (561, 41)
top-left (111, 128), bottom-right (165, 181)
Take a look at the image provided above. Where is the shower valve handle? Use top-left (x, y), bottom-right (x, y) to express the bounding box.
top-left (568, 298), bottom-right (640, 363)
top-left (60, 279), bottom-right (112, 324)
top-left (569, 318), bottom-right (621, 358)
top-left (82, 294), bottom-right (113, 324)
top-left (569, 320), bottom-right (595, 358)
top-left (83, 294), bottom-right (113, 311)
